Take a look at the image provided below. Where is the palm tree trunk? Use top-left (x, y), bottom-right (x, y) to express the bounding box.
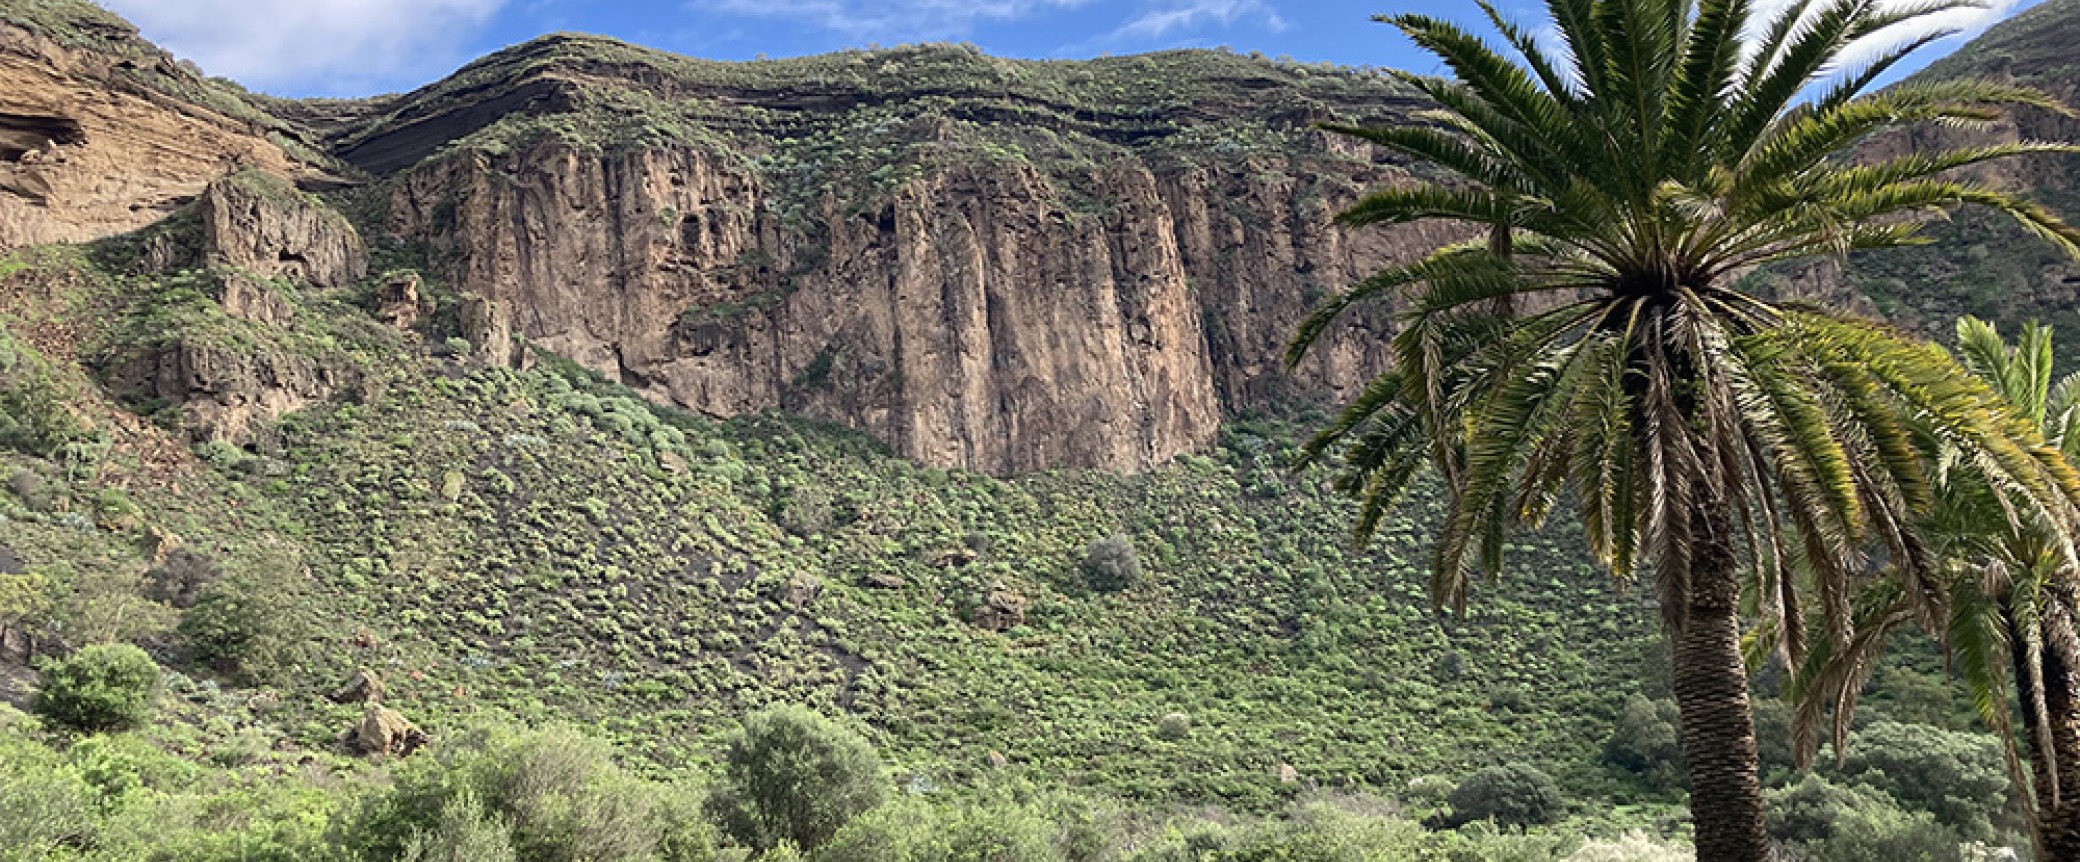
top-left (1672, 506), bottom-right (1773, 862)
top-left (2011, 615), bottom-right (2080, 858)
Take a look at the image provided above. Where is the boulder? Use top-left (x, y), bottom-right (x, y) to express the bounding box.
top-left (863, 573), bottom-right (907, 590)
top-left (352, 704), bottom-right (428, 757)
top-left (927, 547), bottom-right (979, 569)
top-left (329, 667), bottom-right (386, 704)
top-left (783, 572), bottom-right (823, 608)
top-left (972, 583), bottom-right (1027, 632)
top-left (373, 272), bottom-right (422, 329)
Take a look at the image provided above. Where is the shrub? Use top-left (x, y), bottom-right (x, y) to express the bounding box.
top-left (1081, 534), bottom-right (1142, 593)
top-left (776, 485), bottom-right (839, 537)
top-left (177, 554), bottom-right (315, 685)
top-left (344, 724), bottom-right (694, 862)
top-left (1602, 695), bottom-right (1683, 791)
top-left (1836, 721), bottom-right (2011, 842)
top-left (144, 548), bottom-right (222, 609)
top-left (1442, 764), bottom-right (1565, 828)
top-left (1156, 711), bottom-right (1192, 740)
top-left (816, 796), bottom-right (1064, 862)
top-left (1561, 831), bottom-right (1692, 862)
top-left (6, 469), bottom-right (52, 512)
top-left (1766, 774), bottom-right (1964, 862)
top-left (0, 732), bottom-right (96, 857)
top-left (33, 643), bottom-right (161, 733)
top-left (399, 789), bottom-right (520, 862)
top-left (710, 705), bottom-right (888, 853)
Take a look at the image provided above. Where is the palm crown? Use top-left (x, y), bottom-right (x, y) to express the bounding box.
top-left (1791, 318), bottom-right (2080, 851)
top-left (1288, 0), bottom-right (2080, 858)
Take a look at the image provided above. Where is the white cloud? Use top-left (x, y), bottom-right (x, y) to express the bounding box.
top-left (695, 0), bottom-right (1097, 42)
top-left (1110, 0), bottom-right (1286, 42)
top-left (99, 0), bottom-right (509, 96)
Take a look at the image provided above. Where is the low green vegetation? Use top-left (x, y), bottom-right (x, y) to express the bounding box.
top-left (31, 643), bottom-right (160, 733)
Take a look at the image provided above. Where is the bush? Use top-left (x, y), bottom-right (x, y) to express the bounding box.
top-left (1442, 764), bottom-right (1565, 828)
top-left (1602, 695), bottom-right (1683, 791)
top-left (1766, 774), bottom-right (1964, 862)
top-left (6, 469), bottom-right (52, 512)
top-left (177, 554), bottom-right (315, 685)
top-left (710, 705), bottom-right (888, 853)
top-left (0, 731), bottom-right (97, 858)
top-left (1156, 711), bottom-right (1192, 740)
top-left (33, 643), bottom-right (161, 733)
top-left (1081, 535), bottom-right (1142, 593)
top-left (144, 548), bottom-right (222, 609)
top-left (343, 724), bottom-right (703, 862)
top-left (817, 796), bottom-right (1064, 862)
top-left (400, 789), bottom-right (520, 862)
top-left (1837, 721), bottom-right (2009, 842)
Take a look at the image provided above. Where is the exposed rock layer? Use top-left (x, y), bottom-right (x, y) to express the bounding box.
top-left (0, 20), bottom-right (309, 249)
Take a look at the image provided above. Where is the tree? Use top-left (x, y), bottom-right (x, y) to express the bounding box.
top-left (177, 557), bottom-right (316, 686)
top-left (1443, 764), bottom-right (1566, 828)
top-left (708, 705), bottom-right (888, 853)
top-left (33, 643), bottom-right (160, 733)
top-left (1288, 2), bottom-right (2080, 858)
top-left (1081, 534), bottom-right (1143, 593)
top-left (1791, 318), bottom-right (2080, 856)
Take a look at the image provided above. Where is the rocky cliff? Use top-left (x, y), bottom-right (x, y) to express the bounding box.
top-left (0, 3), bottom-right (342, 250)
top-left (363, 39), bottom-right (1440, 473)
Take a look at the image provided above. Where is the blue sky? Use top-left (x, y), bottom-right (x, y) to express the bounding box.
top-left (98, 0), bottom-right (2044, 98)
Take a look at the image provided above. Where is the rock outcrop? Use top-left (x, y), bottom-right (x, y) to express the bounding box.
top-left (198, 172), bottom-right (368, 288)
top-left (352, 704), bottom-right (428, 757)
top-left (329, 667), bottom-right (387, 705)
top-left (0, 9), bottom-right (324, 249)
top-left (104, 338), bottom-right (360, 443)
top-left (96, 173), bottom-right (370, 444)
top-left (972, 584), bottom-right (1028, 632)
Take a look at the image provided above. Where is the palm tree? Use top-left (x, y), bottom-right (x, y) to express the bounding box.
top-left (1286, 1), bottom-right (2080, 859)
top-left (1791, 317), bottom-right (2080, 857)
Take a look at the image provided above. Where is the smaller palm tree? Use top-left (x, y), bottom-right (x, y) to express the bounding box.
top-left (1790, 317), bottom-right (2080, 858)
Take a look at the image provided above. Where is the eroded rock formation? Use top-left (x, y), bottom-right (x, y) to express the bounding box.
top-left (386, 134), bottom-right (1431, 473)
top-left (0, 14), bottom-right (322, 249)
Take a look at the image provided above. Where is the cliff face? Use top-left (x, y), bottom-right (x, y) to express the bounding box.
top-left (386, 136), bottom-right (1434, 473)
top-left (1746, 0), bottom-right (2080, 351)
top-left (371, 41), bottom-right (1434, 472)
top-left (0, 17), bottom-right (1462, 474)
top-left (0, 6), bottom-right (336, 250)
